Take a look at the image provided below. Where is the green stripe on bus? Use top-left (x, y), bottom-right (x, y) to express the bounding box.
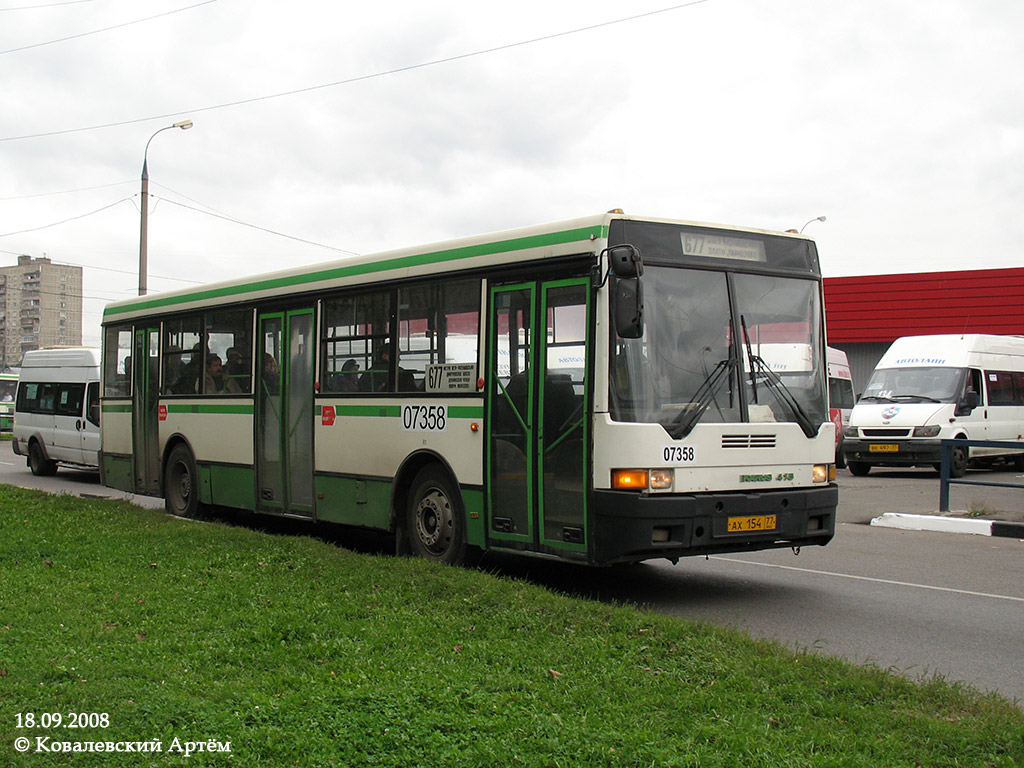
top-left (166, 403), bottom-right (254, 415)
top-left (104, 225), bottom-right (606, 317)
top-left (101, 403), bottom-right (133, 413)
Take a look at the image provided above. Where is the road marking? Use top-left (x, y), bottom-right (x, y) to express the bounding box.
top-left (710, 556), bottom-right (1024, 604)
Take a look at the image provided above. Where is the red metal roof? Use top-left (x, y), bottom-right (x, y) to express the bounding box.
top-left (824, 267), bottom-right (1024, 343)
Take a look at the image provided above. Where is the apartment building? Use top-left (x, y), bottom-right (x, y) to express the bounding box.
top-left (0, 255), bottom-right (83, 369)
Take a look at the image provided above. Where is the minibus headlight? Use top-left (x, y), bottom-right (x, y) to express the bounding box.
top-left (813, 464), bottom-right (835, 483)
top-left (842, 426), bottom-right (859, 438)
top-left (913, 425), bottom-right (941, 437)
top-left (612, 469), bottom-right (648, 490)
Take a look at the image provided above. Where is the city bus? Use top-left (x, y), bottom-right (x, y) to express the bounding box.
top-left (99, 212), bottom-right (837, 565)
top-left (0, 371), bottom-right (17, 431)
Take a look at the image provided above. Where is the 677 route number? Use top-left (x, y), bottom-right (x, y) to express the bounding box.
top-left (401, 404), bottom-right (448, 432)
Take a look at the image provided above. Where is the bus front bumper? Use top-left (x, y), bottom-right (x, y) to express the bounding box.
top-left (590, 484), bottom-right (837, 565)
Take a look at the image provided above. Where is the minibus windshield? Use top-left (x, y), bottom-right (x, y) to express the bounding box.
top-left (860, 366), bottom-right (966, 403)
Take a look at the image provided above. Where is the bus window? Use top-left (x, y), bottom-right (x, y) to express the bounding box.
top-left (322, 291), bottom-right (391, 394)
top-left (206, 308), bottom-right (253, 394)
top-left (397, 278), bottom-right (481, 392)
top-left (103, 325), bottom-right (133, 397)
top-left (163, 315), bottom-right (203, 395)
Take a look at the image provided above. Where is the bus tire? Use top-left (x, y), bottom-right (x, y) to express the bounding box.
top-left (847, 461), bottom-right (871, 477)
top-left (28, 440), bottom-right (58, 477)
top-left (164, 444), bottom-right (204, 519)
top-left (406, 465), bottom-right (467, 565)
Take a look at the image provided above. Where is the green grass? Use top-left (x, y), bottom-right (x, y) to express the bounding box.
top-left (1, 486), bottom-right (1022, 767)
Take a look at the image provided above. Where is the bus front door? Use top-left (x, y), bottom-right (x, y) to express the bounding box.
top-left (487, 279), bottom-right (590, 556)
top-left (256, 309), bottom-right (315, 517)
top-left (131, 327), bottom-right (161, 495)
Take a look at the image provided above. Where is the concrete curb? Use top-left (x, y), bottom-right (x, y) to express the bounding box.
top-left (871, 512), bottom-right (1024, 538)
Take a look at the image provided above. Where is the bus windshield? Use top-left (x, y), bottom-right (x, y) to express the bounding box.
top-left (859, 366), bottom-right (966, 403)
top-left (609, 266), bottom-right (827, 436)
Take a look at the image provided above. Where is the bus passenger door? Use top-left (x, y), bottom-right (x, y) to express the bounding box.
top-left (256, 309), bottom-right (315, 517)
top-left (487, 279), bottom-right (590, 555)
top-left (132, 327), bottom-right (161, 495)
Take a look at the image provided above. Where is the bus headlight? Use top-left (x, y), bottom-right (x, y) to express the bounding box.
top-left (649, 469), bottom-right (674, 490)
top-left (612, 469), bottom-right (674, 491)
top-left (843, 426), bottom-right (859, 438)
top-left (913, 425), bottom-right (941, 437)
top-left (813, 464), bottom-right (836, 483)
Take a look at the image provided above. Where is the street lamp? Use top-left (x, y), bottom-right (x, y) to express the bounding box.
top-left (139, 119), bottom-right (193, 296)
top-left (799, 215), bottom-right (826, 234)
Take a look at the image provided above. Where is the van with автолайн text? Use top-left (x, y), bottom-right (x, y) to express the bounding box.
top-left (841, 334), bottom-right (1024, 477)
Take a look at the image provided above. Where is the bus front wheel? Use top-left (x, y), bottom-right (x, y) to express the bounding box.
top-left (406, 465), bottom-right (467, 565)
top-left (164, 444), bottom-right (204, 519)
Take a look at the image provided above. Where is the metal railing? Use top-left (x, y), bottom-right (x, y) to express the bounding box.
top-left (938, 438), bottom-right (1024, 511)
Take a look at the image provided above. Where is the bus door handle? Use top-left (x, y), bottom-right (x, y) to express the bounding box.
top-left (76, 419), bottom-right (83, 431)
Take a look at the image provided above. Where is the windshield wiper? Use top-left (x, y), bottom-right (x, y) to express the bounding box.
top-left (740, 317), bottom-right (819, 438)
top-left (891, 394), bottom-right (941, 403)
top-left (664, 356), bottom-right (737, 439)
top-left (858, 395), bottom-right (894, 402)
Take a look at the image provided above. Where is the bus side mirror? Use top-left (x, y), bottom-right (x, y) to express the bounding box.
top-left (608, 245), bottom-right (643, 278)
top-left (614, 277), bottom-right (644, 339)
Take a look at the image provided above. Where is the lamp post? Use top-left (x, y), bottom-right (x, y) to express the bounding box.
top-left (139, 119), bottom-right (193, 296)
top-left (799, 215), bottom-right (826, 234)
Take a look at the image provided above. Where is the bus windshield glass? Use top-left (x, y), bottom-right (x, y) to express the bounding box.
top-left (859, 367), bottom-right (966, 403)
top-left (609, 267), bottom-right (827, 436)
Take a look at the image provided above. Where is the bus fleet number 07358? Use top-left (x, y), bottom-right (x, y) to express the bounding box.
top-left (401, 404), bottom-right (448, 432)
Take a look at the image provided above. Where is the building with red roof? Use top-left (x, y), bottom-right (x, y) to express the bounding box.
top-left (824, 267), bottom-right (1024, 393)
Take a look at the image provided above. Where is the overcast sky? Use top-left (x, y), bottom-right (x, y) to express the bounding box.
top-left (2, 0), bottom-right (1022, 346)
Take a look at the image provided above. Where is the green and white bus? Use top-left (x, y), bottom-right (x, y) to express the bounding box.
top-left (0, 372), bottom-right (18, 431)
top-left (100, 212), bottom-right (837, 565)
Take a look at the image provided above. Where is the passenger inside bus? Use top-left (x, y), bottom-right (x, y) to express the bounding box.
top-left (202, 354), bottom-right (225, 394)
top-left (334, 359), bottom-right (360, 391)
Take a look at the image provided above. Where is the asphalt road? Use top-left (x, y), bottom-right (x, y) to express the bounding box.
top-left (2, 443), bottom-right (1022, 705)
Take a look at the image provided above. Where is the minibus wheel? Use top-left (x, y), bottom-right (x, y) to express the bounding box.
top-left (406, 465), bottom-right (467, 565)
top-left (847, 461), bottom-right (871, 477)
top-left (28, 440), bottom-right (57, 477)
top-left (949, 444), bottom-right (968, 478)
top-left (164, 444), bottom-right (203, 518)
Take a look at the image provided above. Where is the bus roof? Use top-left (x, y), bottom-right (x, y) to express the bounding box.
top-left (103, 212), bottom-right (811, 324)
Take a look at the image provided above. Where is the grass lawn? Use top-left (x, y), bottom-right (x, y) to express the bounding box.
top-left (1, 485), bottom-right (1022, 767)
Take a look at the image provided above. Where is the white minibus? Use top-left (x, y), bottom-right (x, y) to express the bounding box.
top-left (13, 347), bottom-right (101, 475)
top-left (827, 347), bottom-right (854, 467)
top-left (842, 334), bottom-right (1024, 477)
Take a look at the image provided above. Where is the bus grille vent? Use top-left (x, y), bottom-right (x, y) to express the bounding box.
top-left (722, 434), bottom-right (777, 449)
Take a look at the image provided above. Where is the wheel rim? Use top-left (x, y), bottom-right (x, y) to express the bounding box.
top-left (414, 487), bottom-right (454, 555)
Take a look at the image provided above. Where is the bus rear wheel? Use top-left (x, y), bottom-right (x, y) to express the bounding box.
top-left (406, 465), bottom-right (467, 565)
top-left (164, 444), bottom-right (204, 519)
top-left (28, 440), bottom-right (58, 477)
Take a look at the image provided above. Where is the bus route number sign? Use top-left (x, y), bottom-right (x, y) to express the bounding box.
top-left (401, 404), bottom-right (448, 432)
